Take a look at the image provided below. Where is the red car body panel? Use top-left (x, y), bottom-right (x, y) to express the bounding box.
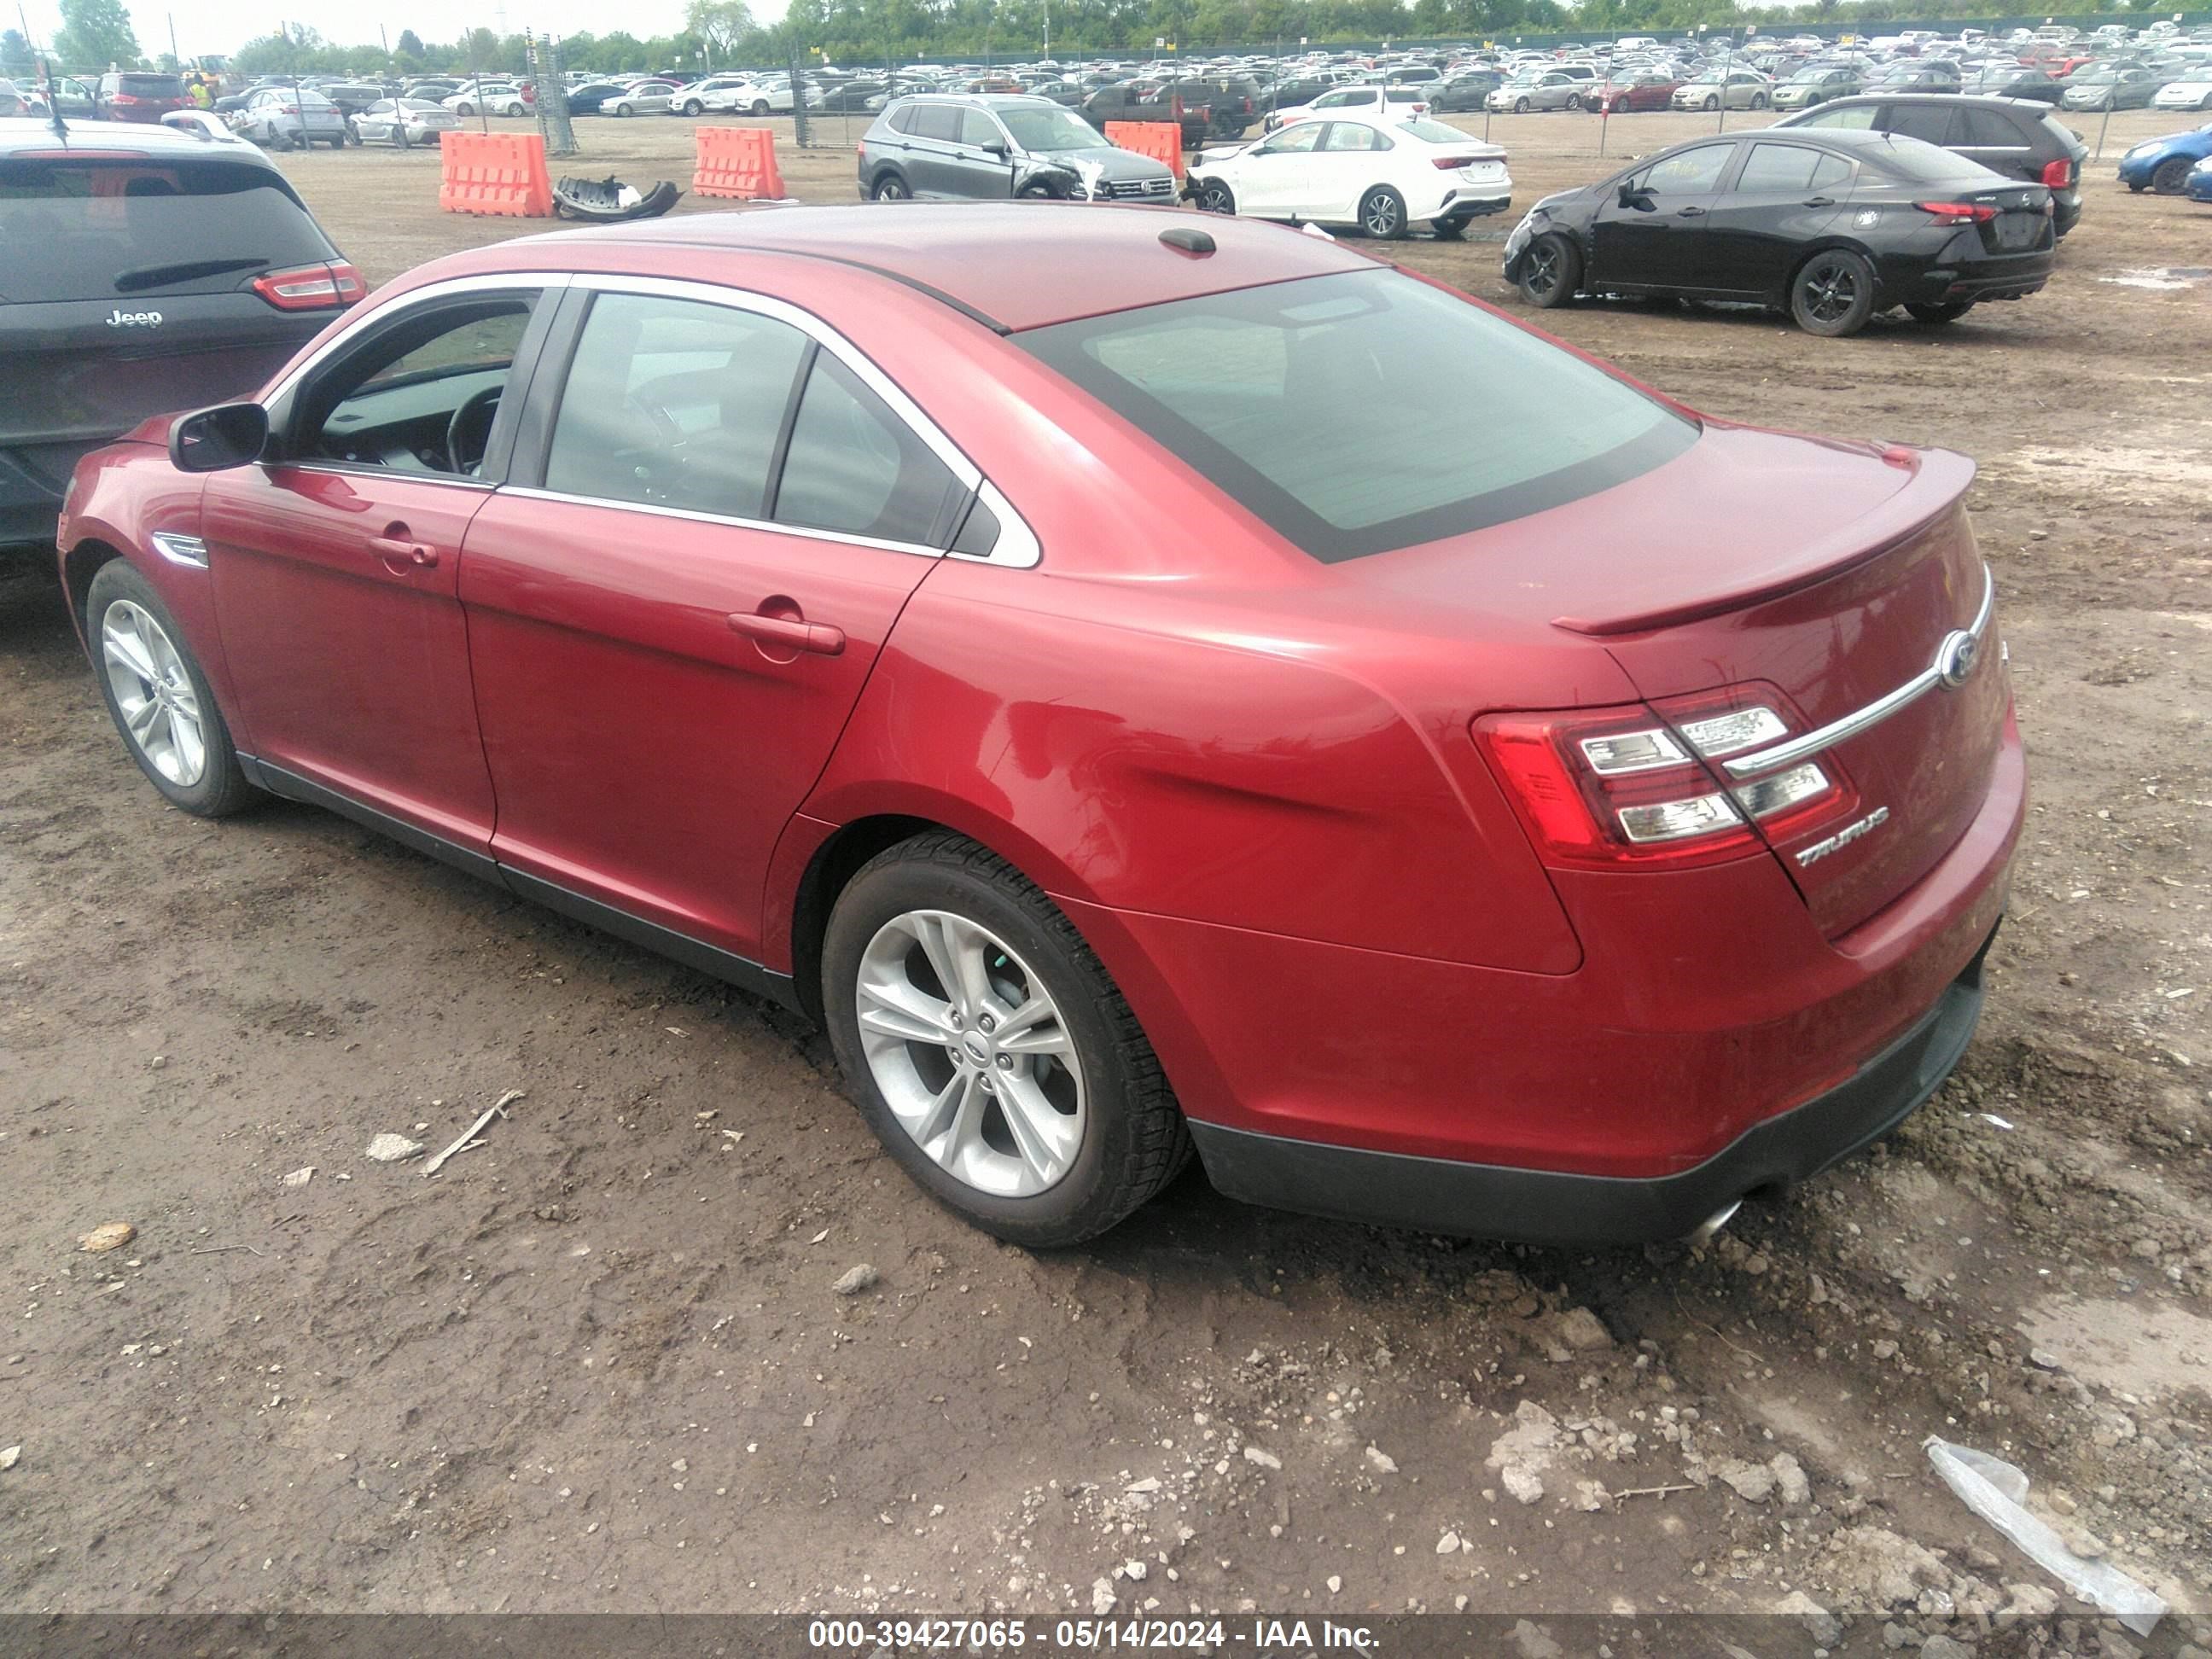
top-left (1594, 79), bottom-right (1682, 112)
top-left (55, 206), bottom-right (2023, 1242)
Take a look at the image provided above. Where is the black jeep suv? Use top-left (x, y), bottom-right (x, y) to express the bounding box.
top-left (0, 115), bottom-right (360, 551)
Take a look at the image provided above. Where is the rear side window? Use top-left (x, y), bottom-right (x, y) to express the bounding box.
top-left (1321, 123), bottom-right (1388, 151)
top-left (1887, 104), bottom-right (1959, 144)
top-left (545, 293), bottom-right (808, 520)
top-left (886, 102), bottom-right (917, 134)
top-left (1867, 132), bottom-right (2002, 183)
top-left (775, 354), bottom-right (959, 544)
top-left (0, 157), bottom-right (334, 304)
top-left (1960, 108), bottom-right (2028, 146)
top-left (1017, 268), bottom-right (1694, 563)
top-left (912, 103), bottom-right (960, 141)
top-left (1736, 143), bottom-right (1834, 191)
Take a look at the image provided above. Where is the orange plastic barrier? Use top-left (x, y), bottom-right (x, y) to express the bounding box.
top-left (1105, 119), bottom-right (1185, 180)
top-left (694, 126), bottom-right (787, 200)
top-left (438, 131), bottom-right (552, 218)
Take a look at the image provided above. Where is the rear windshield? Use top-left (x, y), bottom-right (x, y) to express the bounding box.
top-left (0, 158), bottom-right (335, 304)
top-left (1017, 268), bottom-right (1695, 563)
top-left (115, 74), bottom-right (183, 95)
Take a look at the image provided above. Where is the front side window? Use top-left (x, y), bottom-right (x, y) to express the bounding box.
top-left (998, 106), bottom-right (1103, 151)
top-left (1636, 143), bottom-right (1734, 195)
top-left (958, 108), bottom-right (1004, 148)
top-left (1260, 124), bottom-right (1325, 154)
top-left (302, 296), bottom-right (537, 476)
top-left (1016, 269), bottom-right (1693, 563)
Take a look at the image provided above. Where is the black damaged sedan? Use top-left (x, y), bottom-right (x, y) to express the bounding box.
top-left (1503, 127), bottom-right (2054, 336)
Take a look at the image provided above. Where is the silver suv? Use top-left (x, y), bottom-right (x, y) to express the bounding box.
top-left (858, 94), bottom-right (1177, 203)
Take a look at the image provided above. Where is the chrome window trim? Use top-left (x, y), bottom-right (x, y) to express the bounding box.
top-left (562, 272), bottom-right (983, 494)
top-left (499, 484), bottom-right (948, 561)
top-left (1722, 565), bottom-right (1995, 780)
top-left (258, 268), bottom-right (1044, 570)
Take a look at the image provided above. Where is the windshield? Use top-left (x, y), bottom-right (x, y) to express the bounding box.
top-left (1016, 269), bottom-right (1694, 563)
top-left (1000, 106), bottom-right (1104, 150)
top-left (1399, 118), bottom-right (1474, 142)
top-left (0, 156), bottom-right (334, 304)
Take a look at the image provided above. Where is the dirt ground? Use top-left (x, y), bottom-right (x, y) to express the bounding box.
top-left (2, 105), bottom-right (2209, 1643)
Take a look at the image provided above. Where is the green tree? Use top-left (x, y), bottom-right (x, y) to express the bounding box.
top-left (395, 27), bottom-right (425, 60)
top-left (687, 0), bottom-right (757, 56)
top-left (53, 0), bottom-right (140, 70)
top-left (1, 26), bottom-right (35, 75)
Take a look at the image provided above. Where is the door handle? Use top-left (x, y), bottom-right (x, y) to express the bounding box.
top-left (1802, 195), bottom-right (1835, 207)
top-left (727, 608), bottom-right (845, 656)
top-left (1675, 205), bottom-right (1707, 218)
top-left (370, 533), bottom-right (438, 571)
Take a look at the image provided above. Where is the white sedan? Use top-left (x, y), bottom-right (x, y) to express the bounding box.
top-left (2153, 73), bottom-right (2212, 112)
top-left (598, 80), bottom-right (680, 117)
top-left (1187, 114), bottom-right (1511, 240)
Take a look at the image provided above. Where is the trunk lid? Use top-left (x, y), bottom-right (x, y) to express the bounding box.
top-left (1590, 445), bottom-right (2005, 940)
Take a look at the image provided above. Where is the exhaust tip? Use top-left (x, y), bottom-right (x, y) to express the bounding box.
top-left (1685, 1199), bottom-right (1743, 1249)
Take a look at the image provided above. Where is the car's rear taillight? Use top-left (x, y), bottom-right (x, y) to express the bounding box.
top-left (1474, 686), bottom-right (1856, 870)
top-left (2040, 157), bottom-right (2074, 188)
top-left (252, 259), bottom-right (364, 311)
top-left (1915, 200), bottom-right (1998, 225)
top-left (112, 92), bottom-right (140, 104)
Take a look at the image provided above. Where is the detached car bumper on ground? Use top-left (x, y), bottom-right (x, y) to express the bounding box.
top-left (55, 204), bottom-right (2021, 1250)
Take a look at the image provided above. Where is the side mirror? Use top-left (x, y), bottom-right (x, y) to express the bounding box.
top-left (1616, 182), bottom-right (1653, 209)
top-left (984, 138), bottom-right (1010, 157)
top-left (171, 402), bottom-right (269, 473)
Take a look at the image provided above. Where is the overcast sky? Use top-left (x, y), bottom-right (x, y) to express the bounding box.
top-left (15, 0), bottom-right (783, 58)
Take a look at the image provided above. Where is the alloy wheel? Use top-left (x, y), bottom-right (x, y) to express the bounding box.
top-left (1363, 190), bottom-right (1403, 236)
top-left (854, 910), bottom-right (1086, 1198)
top-left (1199, 183), bottom-right (1234, 212)
top-left (101, 600), bottom-right (207, 788)
top-left (1798, 256), bottom-right (1860, 325)
top-left (1524, 239), bottom-right (1561, 297)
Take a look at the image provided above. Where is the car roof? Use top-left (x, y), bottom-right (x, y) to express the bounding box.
top-left (905, 92), bottom-right (1062, 108)
top-left (504, 202), bottom-right (1372, 333)
top-left (0, 114), bottom-right (281, 168)
top-left (1796, 91), bottom-right (2047, 111)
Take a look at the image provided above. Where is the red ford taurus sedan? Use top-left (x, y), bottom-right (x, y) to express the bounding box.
top-left (56, 205), bottom-right (2022, 1249)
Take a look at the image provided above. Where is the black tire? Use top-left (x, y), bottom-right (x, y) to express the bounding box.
top-left (455, 102), bottom-right (474, 117)
top-left (1514, 96), bottom-right (1531, 113)
top-left (1195, 177), bottom-right (1236, 214)
top-left (1751, 91), bottom-right (1768, 109)
top-left (84, 561), bottom-right (257, 819)
top-left (750, 99), bottom-right (770, 116)
top-left (1517, 230), bottom-right (1580, 308)
top-left (1791, 247), bottom-right (1877, 337)
top-left (822, 832), bottom-right (1190, 1248)
top-left (2127, 180), bottom-right (2146, 192)
top-left (1703, 94), bottom-right (1720, 111)
top-left (1906, 300), bottom-right (1973, 324)
top-left (683, 98), bottom-right (704, 115)
top-left (1017, 182), bottom-right (1057, 198)
top-left (613, 102), bottom-right (632, 117)
top-left (1359, 184), bottom-right (1408, 240)
top-left (2151, 156), bottom-right (2193, 195)
top-left (1566, 91), bottom-right (1582, 110)
top-left (1432, 215), bottom-right (1466, 240)
top-left (870, 171), bottom-right (911, 201)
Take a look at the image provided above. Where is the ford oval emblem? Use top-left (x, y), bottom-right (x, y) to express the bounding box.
top-left (1936, 630), bottom-right (1980, 690)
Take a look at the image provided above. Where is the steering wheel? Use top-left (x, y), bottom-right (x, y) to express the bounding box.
top-left (445, 385), bottom-right (503, 475)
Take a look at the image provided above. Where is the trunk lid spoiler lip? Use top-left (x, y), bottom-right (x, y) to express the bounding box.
top-left (1548, 440), bottom-right (1977, 638)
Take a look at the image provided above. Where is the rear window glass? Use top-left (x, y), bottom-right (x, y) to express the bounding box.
top-left (115, 74), bottom-right (183, 95)
top-left (1864, 132), bottom-right (2000, 182)
top-left (0, 158), bottom-right (334, 304)
top-left (1017, 269), bottom-right (1694, 563)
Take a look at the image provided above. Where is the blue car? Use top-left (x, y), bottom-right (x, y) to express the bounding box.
top-left (2116, 119), bottom-right (2212, 195)
top-left (2189, 155), bottom-right (2212, 203)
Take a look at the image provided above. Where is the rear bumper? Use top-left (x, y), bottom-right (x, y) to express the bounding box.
top-left (1191, 923), bottom-right (1993, 1245)
top-left (1073, 706), bottom-right (2023, 1243)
